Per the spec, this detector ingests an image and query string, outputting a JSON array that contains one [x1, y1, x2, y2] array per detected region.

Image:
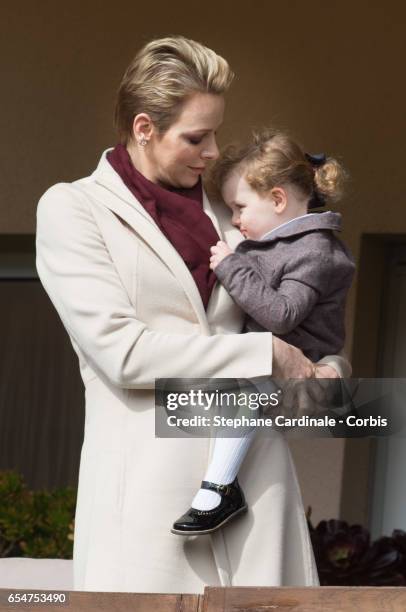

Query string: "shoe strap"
[[201, 480, 235, 497]]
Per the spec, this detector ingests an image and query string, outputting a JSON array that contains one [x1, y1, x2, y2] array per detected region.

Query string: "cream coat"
[[36, 150, 348, 593]]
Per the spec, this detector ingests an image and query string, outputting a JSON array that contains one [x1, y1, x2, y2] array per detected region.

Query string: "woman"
[[36, 36, 349, 593]]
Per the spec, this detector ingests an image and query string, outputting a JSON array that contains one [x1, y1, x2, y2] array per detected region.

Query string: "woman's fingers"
[[281, 379, 344, 418], [272, 338, 348, 418], [304, 379, 326, 405], [277, 367, 337, 417], [314, 364, 340, 379], [296, 385, 315, 417], [278, 381, 295, 414], [279, 380, 314, 417], [272, 337, 314, 379]]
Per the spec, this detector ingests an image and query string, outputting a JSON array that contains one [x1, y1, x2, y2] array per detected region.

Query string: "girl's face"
[[145, 92, 225, 188], [222, 171, 279, 240]]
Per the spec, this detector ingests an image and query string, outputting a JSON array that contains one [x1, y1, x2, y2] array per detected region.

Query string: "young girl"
[[171, 129, 355, 535]]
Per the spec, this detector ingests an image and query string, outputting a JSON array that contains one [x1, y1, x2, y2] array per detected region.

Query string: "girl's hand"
[[210, 240, 234, 270]]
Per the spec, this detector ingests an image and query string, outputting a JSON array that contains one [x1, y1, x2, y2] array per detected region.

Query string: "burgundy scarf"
[[107, 144, 219, 309]]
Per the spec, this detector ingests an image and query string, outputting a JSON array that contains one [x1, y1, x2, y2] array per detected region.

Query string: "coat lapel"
[[202, 189, 222, 237], [204, 196, 246, 323], [91, 150, 210, 331]]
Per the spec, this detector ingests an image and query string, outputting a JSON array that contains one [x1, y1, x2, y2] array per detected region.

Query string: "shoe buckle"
[[218, 484, 230, 496]]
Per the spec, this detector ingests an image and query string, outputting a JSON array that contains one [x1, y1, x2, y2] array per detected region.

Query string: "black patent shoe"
[[171, 477, 248, 536]]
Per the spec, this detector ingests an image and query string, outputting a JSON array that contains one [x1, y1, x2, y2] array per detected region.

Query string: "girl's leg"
[[191, 428, 257, 510]]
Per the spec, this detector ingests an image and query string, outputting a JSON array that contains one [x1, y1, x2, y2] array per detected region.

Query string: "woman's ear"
[[271, 187, 288, 214], [132, 113, 154, 146]]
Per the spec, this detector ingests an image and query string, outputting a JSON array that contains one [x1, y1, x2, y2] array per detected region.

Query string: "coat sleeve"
[[214, 249, 332, 335], [36, 184, 274, 389]]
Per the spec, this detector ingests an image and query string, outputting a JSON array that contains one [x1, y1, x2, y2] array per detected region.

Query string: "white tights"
[[191, 429, 256, 510]]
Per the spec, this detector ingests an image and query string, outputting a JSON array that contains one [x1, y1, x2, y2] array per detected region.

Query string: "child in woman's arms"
[[171, 129, 355, 536], [209, 134, 354, 362]]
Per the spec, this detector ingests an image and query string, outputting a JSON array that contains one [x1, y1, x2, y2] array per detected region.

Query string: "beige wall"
[[1, 0, 405, 525]]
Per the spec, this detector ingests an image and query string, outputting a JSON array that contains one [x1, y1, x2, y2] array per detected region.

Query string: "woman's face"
[[146, 92, 225, 188]]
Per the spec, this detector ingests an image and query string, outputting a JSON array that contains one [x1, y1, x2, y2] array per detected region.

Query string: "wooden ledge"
[[1, 586, 406, 611], [203, 587, 406, 611], [0, 591, 200, 611]]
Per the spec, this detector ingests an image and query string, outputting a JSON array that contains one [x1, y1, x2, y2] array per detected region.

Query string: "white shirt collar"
[[260, 213, 321, 241]]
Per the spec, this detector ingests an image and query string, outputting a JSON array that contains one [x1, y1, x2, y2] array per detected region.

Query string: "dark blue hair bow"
[[305, 152, 327, 208], [305, 152, 327, 166]]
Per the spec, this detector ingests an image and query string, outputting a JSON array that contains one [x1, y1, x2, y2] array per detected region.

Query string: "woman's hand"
[[210, 240, 233, 270], [271, 336, 315, 380], [314, 364, 340, 379], [272, 337, 341, 417]]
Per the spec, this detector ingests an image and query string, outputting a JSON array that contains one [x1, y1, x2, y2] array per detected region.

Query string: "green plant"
[[0, 470, 75, 559]]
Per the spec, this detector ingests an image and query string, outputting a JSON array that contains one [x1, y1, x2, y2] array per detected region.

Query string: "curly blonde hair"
[[210, 129, 347, 205]]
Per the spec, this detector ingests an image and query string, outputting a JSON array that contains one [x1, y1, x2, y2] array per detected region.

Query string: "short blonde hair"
[[211, 129, 347, 205], [114, 36, 234, 144]]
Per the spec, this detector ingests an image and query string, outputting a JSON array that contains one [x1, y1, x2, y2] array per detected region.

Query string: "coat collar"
[[92, 149, 223, 233], [92, 149, 158, 225], [89, 149, 239, 329], [241, 211, 342, 249]]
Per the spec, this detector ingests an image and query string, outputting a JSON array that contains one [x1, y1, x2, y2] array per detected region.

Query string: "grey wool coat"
[[215, 212, 355, 362]]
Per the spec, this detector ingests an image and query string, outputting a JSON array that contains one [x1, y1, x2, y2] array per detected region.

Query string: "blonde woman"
[[36, 36, 349, 593]]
